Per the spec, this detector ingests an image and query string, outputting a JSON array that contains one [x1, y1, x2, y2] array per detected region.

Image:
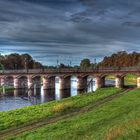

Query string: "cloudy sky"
[[0, 0, 140, 65]]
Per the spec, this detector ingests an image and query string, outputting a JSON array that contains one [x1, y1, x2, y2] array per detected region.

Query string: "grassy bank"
[[0, 87, 121, 132], [8, 89, 140, 140]]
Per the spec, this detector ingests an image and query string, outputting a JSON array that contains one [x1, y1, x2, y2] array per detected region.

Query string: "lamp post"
[[70, 61, 72, 67], [57, 59, 59, 68], [94, 58, 97, 69], [24, 58, 28, 71]]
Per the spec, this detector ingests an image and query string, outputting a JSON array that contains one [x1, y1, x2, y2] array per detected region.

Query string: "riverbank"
[[6, 88, 140, 140], [0, 88, 122, 137]]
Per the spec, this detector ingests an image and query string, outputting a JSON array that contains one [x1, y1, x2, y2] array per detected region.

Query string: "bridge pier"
[[137, 76, 140, 88], [77, 76, 87, 93], [115, 76, 124, 88], [43, 76, 55, 90], [0, 77, 5, 86], [95, 76, 104, 89], [28, 76, 33, 89], [101, 77, 105, 87], [14, 77, 19, 89], [59, 76, 71, 90], [14, 89, 19, 97]]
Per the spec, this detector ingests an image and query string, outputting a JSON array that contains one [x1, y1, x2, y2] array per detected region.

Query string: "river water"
[[0, 77, 115, 112]]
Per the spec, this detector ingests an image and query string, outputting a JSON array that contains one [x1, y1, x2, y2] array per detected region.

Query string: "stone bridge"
[[0, 68, 140, 92]]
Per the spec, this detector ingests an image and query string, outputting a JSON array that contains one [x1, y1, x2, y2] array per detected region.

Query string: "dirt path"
[[0, 89, 131, 140]]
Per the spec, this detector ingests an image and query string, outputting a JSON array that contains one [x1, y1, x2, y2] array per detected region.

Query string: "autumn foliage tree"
[[98, 51, 140, 67], [0, 53, 43, 70]]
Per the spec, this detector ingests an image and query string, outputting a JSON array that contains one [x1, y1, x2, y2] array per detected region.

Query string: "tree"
[[58, 63, 70, 68], [80, 59, 91, 69], [59, 63, 66, 68], [98, 51, 140, 67], [0, 53, 43, 70]]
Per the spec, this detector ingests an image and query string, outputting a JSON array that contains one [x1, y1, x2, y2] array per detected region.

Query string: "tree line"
[[0, 53, 43, 70], [98, 51, 140, 67], [1, 51, 140, 70], [79, 51, 140, 69]]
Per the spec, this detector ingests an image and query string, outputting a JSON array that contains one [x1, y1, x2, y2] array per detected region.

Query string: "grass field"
[[0, 87, 121, 132], [7, 89, 140, 140]]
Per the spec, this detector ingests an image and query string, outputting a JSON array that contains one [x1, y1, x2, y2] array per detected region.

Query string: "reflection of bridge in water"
[[0, 68, 140, 94]]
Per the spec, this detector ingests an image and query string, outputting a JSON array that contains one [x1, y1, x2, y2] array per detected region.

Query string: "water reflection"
[[87, 76, 97, 92], [105, 80, 115, 86], [0, 76, 80, 111], [40, 89, 55, 103], [0, 90, 32, 112], [71, 76, 77, 96], [55, 76, 78, 100], [0, 78, 115, 112], [59, 89, 71, 99]]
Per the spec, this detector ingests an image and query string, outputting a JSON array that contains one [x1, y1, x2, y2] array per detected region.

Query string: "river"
[[0, 77, 115, 112]]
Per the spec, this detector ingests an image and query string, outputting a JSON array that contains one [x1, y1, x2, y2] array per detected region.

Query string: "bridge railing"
[[0, 66, 140, 74]]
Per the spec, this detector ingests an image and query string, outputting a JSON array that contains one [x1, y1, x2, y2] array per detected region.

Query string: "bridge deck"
[[0, 68, 139, 75]]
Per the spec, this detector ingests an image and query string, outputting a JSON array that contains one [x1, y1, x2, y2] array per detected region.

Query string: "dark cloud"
[[0, 0, 140, 65], [122, 21, 140, 27]]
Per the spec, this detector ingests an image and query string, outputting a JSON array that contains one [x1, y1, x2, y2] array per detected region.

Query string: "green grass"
[[124, 74, 137, 78], [124, 74, 137, 87], [0, 87, 121, 132], [7, 89, 140, 140]]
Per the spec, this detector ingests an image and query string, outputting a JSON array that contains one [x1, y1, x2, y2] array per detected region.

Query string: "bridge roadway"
[[0, 68, 140, 92]]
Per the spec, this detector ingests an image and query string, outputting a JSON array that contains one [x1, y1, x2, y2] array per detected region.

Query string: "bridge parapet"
[[0, 67, 140, 75]]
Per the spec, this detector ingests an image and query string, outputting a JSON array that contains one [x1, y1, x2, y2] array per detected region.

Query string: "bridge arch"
[[101, 74, 116, 87], [120, 73, 139, 78], [4, 76, 14, 87], [18, 75, 28, 88], [31, 75, 41, 79], [42, 76, 55, 90], [16, 75, 28, 79], [32, 75, 42, 88], [122, 73, 137, 88], [62, 74, 72, 79], [0, 68, 140, 90]]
